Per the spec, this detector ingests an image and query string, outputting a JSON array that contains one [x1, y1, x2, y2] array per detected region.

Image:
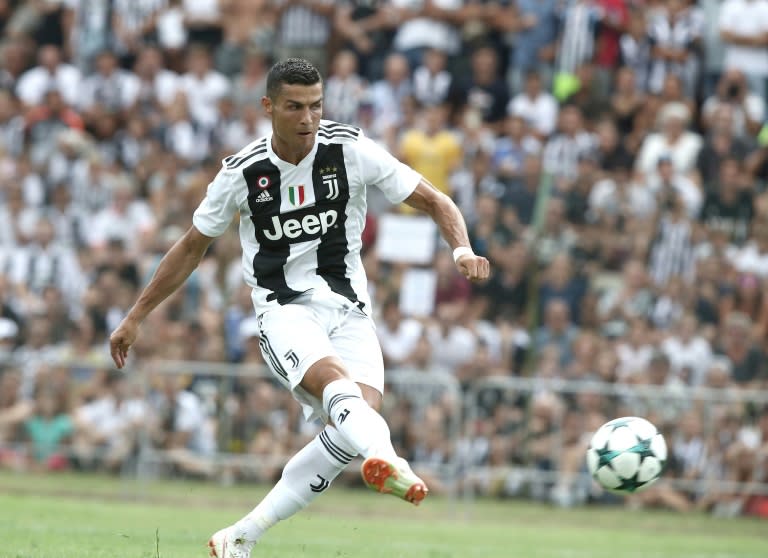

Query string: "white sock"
[[322, 379, 397, 459], [230, 425, 356, 543]]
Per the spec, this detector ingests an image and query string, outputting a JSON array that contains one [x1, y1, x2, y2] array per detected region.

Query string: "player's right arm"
[[109, 226, 214, 368], [110, 166, 242, 369]]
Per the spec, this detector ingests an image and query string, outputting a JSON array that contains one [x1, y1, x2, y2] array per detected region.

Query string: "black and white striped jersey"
[[193, 120, 422, 315]]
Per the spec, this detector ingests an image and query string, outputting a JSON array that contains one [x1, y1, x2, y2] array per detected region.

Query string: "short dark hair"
[[525, 69, 542, 81], [266, 58, 322, 100]]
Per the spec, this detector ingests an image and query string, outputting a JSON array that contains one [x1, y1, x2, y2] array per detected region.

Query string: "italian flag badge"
[[288, 185, 305, 207]]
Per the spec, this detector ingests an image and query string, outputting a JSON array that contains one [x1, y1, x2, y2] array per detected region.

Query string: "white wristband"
[[453, 246, 474, 263]]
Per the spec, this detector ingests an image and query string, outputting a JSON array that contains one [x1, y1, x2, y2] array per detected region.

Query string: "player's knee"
[[321, 378, 364, 423], [300, 356, 349, 398], [358, 383, 382, 412]]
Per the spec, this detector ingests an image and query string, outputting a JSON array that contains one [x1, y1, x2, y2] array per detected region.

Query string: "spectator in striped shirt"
[[112, 0, 166, 68], [647, 0, 703, 96], [273, 0, 335, 75], [323, 50, 367, 127], [542, 105, 596, 185]]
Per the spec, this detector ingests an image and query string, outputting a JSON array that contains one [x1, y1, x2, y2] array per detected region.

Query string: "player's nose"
[[299, 106, 314, 126]]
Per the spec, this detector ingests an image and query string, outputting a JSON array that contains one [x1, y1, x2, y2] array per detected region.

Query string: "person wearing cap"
[[635, 101, 703, 177]]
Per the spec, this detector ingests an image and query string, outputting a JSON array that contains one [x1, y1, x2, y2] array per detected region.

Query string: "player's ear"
[[261, 95, 272, 117]]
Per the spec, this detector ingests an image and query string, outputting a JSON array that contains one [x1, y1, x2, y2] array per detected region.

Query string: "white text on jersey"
[[262, 209, 338, 241]]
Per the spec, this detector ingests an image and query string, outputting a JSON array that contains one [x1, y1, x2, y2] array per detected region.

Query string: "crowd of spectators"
[[0, 0, 767, 516]]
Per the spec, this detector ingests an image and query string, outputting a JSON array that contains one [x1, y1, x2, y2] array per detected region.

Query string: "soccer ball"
[[586, 416, 667, 494]]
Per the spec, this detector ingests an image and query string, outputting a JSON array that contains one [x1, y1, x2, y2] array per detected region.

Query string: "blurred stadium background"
[[1, 1, 768, 548]]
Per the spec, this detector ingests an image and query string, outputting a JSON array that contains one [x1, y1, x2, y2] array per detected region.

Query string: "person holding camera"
[[702, 69, 765, 139]]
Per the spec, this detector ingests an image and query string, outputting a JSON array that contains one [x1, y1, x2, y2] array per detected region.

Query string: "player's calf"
[[322, 378, 397, 458], [321, 378, 429, 504]]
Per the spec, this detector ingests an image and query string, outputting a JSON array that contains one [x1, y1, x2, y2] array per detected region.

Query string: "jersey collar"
[[266, 131, 319, 171]]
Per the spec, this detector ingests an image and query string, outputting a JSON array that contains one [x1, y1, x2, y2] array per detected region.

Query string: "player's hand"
[[456, 254, 490, 282], [109, 317, 140, 369]]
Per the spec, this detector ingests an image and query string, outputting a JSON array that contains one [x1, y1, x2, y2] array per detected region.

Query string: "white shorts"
[[257, 293, 384, 422]]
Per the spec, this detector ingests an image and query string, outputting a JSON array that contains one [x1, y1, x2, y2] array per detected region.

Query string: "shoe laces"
[[228, 537, 254, 558]]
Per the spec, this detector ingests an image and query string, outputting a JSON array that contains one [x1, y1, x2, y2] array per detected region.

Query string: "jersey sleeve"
[[355, 134, 422, 204], [192, 167, 243, 237]]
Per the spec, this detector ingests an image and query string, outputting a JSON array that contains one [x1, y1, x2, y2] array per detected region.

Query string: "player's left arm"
[[403, 179, 490, 282]]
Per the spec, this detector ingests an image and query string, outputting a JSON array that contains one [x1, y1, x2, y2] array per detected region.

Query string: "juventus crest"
[[320, 166, 339, 200]]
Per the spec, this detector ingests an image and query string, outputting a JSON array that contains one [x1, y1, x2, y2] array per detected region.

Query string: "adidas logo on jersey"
[[254, 190, 273, 203]]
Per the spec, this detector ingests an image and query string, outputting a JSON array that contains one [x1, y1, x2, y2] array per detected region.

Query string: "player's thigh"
[[331, 313, 385, 398], [258, 305, 339, 391]]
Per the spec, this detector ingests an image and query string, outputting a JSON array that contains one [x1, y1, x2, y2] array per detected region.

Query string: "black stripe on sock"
[[319, 431, 351, 464], [321, 430, 355, 461], [326, 393, 360, 413]]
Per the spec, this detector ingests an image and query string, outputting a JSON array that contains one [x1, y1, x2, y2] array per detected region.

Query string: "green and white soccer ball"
[[586, 416, 667, 493]]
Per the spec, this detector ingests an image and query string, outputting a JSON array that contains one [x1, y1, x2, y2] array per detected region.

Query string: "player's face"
[[263, 82, 323, 161]]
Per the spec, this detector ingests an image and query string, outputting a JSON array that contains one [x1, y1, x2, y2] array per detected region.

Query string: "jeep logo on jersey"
[[262, 209, 338, 242], [288, 184, 305, 206]]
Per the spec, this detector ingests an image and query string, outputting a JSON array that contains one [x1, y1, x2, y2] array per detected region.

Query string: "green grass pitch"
[[0, 471, 765, 558]]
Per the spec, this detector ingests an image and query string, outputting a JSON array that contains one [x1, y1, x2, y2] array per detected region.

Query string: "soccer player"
[[109, 58, 489, 558]]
